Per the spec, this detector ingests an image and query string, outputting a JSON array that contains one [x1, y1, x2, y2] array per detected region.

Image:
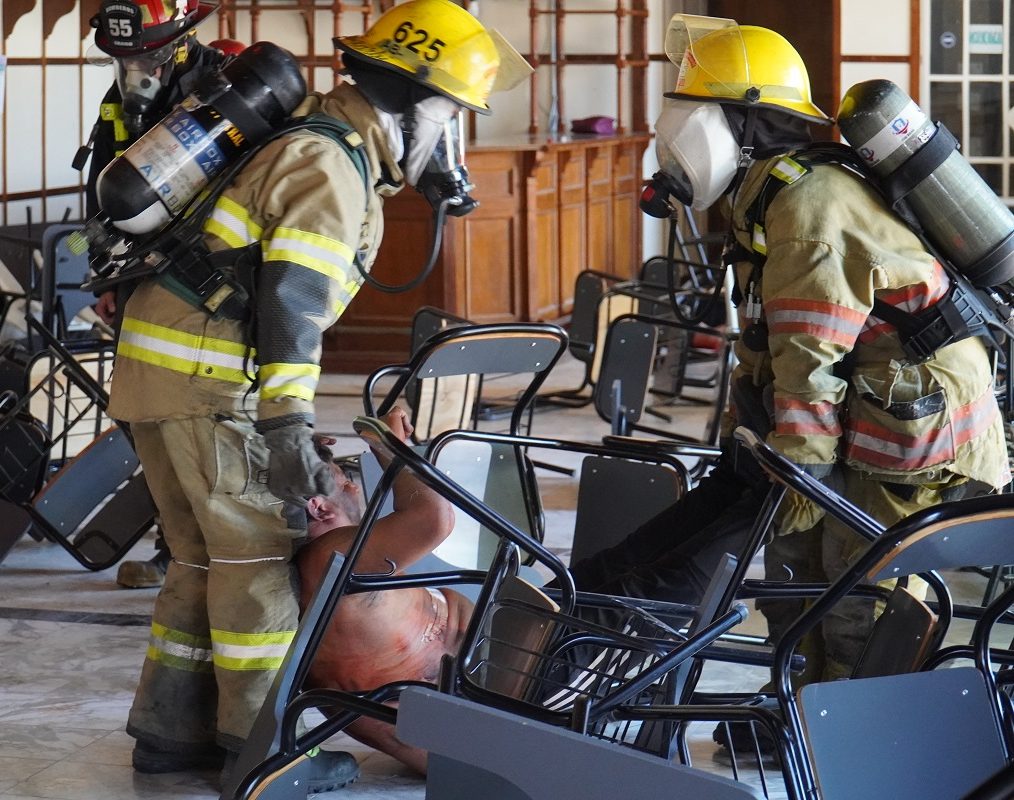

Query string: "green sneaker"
[[222, 747, 359, 796]]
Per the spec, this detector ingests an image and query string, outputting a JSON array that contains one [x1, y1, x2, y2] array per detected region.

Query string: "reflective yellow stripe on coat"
[[118, 317, 252, 383], [204, 195, 264, 249], [258, 362, 321, 402], [262, 226, 363, 315]]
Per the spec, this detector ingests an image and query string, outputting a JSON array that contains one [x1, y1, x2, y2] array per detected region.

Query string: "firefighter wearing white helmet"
[[568, 15, 1008, 691], [108, 0, 530, 788]]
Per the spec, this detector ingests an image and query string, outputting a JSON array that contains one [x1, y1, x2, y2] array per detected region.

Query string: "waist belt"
[[158, 241, 260, 322]]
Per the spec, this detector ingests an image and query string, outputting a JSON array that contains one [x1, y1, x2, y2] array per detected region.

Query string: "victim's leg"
[[568, 468, 765, 606]]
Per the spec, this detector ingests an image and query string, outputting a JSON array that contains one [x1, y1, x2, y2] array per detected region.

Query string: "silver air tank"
[[96, 41, 306, 236], [837, 79, 1014, 288]]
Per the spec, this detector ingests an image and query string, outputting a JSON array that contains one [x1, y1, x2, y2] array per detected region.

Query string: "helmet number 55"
[[388, 20, 444, 62], [107, 17, 134, 37]]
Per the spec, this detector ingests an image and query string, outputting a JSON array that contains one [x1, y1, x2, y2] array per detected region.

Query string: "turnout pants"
[[126, 416, 303, 754], [566, 464, 766, 607], [758, 467, 959, 683]]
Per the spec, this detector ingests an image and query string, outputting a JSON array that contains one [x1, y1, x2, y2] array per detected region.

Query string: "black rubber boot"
[[132, 741, 226, 774]]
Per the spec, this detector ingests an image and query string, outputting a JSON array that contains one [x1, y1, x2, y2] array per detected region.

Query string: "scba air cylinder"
[[837, 79, 1014, 288], [96, 41, 306, 235]]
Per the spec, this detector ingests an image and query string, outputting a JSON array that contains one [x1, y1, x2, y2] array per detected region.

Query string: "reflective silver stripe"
[[212, 641, 291, 661]]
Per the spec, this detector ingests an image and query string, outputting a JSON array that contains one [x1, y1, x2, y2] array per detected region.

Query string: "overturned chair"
[[0, 318, 156, 568], [223, 414, 757, 800], [619, 427, 1014, 800]]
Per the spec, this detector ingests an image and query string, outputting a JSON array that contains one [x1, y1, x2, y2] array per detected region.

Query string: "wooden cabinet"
[[322, 132, 650, 373]]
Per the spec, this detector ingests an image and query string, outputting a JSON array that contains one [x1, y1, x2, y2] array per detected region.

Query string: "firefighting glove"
[[776, 489, 826, 535], [259, 423, 336, 505], [774, 464, 844, 536]]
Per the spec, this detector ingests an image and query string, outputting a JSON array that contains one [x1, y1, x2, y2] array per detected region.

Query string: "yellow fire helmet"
[[335, 0, 531, 115], [663, 14, 830, 124]]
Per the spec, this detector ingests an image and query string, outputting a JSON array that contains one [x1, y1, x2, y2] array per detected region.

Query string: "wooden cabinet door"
[[529, 154, 561, 321]]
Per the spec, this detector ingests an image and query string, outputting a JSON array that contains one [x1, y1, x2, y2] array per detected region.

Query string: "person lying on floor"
[[298, 408, 725, 773], [297, 406, 464, 775]]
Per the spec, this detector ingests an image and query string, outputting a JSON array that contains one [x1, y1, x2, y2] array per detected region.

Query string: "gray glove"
[[260, 424, 336, 504]]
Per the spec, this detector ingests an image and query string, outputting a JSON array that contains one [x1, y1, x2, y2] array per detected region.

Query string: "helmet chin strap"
[[398, 104, 419, 183], [728, 94, 760, 200]]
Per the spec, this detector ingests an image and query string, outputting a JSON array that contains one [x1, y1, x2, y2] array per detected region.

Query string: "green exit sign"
[[968, 24, 1003, 54]]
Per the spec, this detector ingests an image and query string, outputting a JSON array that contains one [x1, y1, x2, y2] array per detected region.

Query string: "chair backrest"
[[397, 686, 766, 800], [798, 667, 1007, 800], [589, 289, 637, 385], [32, 426, 139, 532], [592, 315, 656, 435], [851, 585, 939, 679], [407, 306, 478, 442], [366, 322, 569, 438], [39, 223, 93, 340], [568, 270, 624, 369], [29, 425, 157, 569], [863, 497, 1014, 582], [480, 574, 561, 699], [357, 438, 544, 603], [570, 454, 684, 564]]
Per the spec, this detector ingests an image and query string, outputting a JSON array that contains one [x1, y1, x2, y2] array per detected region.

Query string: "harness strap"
[[156, 114, 372, 320], [880, 123, 958, 207], [738, 144, 982, 364]]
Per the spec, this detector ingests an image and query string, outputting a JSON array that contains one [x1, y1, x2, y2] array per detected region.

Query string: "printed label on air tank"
[[853, 99, 930, 166], [123, 105, 229, 216]]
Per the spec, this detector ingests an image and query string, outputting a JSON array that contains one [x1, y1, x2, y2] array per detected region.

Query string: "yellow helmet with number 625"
[[335, 0, 528, 114]]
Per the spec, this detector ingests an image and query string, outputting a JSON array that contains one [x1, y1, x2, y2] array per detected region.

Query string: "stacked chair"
[[231, 262, 1014, 797], [0, 222, 157, 568], [226, 413, 756, 800]]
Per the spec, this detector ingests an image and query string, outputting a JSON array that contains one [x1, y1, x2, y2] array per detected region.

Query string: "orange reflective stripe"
[[845, 391, 999, 471], [775, 396, 841, 437], [766, 298, 866, 347], [952, 390, 1002, 448], [859, 263, 952, 345]]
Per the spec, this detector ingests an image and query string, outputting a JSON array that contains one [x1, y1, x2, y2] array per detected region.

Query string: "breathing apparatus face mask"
[[112, 43, 179, 137], [651, 98, 741, 211], [401, 96, 477, 217]]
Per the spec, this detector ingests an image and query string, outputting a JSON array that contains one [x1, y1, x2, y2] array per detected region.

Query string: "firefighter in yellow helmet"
[[567, 14, 1008, 699], [107, 0, 529, 791]]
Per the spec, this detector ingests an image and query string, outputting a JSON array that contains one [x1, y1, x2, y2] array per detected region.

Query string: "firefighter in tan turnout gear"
[[105, 0, 530, 790], [80, 0, 231, 591], [567, 14, 1009, 689]]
